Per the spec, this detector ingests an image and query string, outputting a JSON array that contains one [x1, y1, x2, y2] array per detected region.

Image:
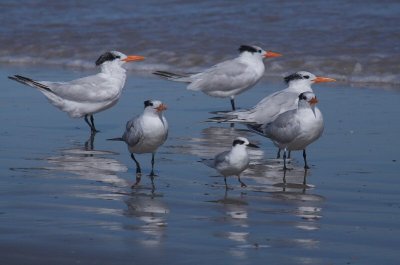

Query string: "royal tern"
[[208, 71, 334, 157], [153, 45, 281, 110], [248, 92, 323, 170], [108, 100, 168, 189], [201, 137, 259, 189], [8, 51, 145, 133]]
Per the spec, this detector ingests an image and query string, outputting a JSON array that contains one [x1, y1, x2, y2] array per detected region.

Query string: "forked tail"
[[8, 75, 53, 93], [153, 70, 191, 83]]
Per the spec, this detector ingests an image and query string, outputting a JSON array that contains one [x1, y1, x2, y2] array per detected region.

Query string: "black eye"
[[304, 75, 309, 79], [258, 50, 262, 53], [115, 55, 121, 59]]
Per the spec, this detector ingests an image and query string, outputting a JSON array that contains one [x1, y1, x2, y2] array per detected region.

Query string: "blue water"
[[1, 63, 400, 264], [1, 0, 399, 86]]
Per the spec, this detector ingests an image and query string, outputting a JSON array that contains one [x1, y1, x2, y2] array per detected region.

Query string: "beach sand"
[[1, 64, 399, 265]]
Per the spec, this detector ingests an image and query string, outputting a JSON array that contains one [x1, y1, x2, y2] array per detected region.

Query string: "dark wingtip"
[[106, 137, 124, 141]]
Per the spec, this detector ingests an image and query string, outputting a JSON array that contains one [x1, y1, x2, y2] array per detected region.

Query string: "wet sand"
[[1, 65, 399, 265]]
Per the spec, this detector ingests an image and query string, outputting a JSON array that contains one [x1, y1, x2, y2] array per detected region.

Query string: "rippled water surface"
[[1, 64, 399, 264], [0, 0, 400, 86]]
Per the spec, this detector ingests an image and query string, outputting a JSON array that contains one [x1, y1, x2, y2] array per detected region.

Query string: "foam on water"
[[0, 0, 399, 87]]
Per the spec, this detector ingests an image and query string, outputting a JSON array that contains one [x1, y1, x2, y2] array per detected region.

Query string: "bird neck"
[[100, 61, 126, 77], [231, 145, 247, 155], [288, 81, 313, 93], [239, 52, 262, 63]]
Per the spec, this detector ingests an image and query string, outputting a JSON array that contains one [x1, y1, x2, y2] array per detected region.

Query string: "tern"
[[108, 100, 168, 189], [8, 51, 145, 134], [201, 137, 259, 189], [153, 45, 281, 110], [208, 71, 335, 157], [248, 92, 323, 170]]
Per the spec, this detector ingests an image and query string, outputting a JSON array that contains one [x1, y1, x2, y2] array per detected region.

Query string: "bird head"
[[95, 51, 145, 67], [238, 45, 281, 60]]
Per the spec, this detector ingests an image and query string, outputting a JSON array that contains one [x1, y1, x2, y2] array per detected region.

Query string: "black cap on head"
[[238, 45, 258, 54], [144, 100, 153, 108], [298, 92, 307, 100], [284, 73, 304, 84], [95, 52, 120, 66], [232, 139, 245, 146]]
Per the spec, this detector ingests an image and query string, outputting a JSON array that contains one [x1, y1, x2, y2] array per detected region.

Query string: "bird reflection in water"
[[44, 132, 128, 188], [124, 191, 169, 247]]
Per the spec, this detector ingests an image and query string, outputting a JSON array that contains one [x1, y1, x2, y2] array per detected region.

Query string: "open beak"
[[122, 55, 145, 62], [264, 51, 282, 58], [247, 143, 260, 148], [313, 76, 336, 83], [308, 97, 319, 105], [156, 103, 167, 112]]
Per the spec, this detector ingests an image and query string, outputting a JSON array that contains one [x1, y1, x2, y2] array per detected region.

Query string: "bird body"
[[9, 51, 145, 133], [123, 103, 168, 154], [209, 71, 335, 125], [109, 100, 168, 189], [154, 45, 281, 110], [202, 137, 259, 189], [250, 92, 323, 169]]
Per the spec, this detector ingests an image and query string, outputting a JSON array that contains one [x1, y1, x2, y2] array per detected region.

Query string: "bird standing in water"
[[8, 51, 145, 134]]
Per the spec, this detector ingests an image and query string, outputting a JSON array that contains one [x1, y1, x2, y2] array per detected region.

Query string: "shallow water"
[[1, 65, 399, 264], [1, 0, 400, 86]]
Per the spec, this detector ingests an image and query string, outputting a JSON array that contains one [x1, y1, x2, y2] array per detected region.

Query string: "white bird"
[[208, 71, 335, 158], [153, 45, 281, 110], [8, 51, 145, 134], [201, 137, 259, 189], [248, 92, 324, 170], [108, 100, 168, 189]]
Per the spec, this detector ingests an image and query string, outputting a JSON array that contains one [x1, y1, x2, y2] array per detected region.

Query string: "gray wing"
[[187, 59, 259, 92], [263, 109, 301, 144], [122, 116, 144, 146], [214, 150, 230, 166], [40, 73, 121, 102], [241, 90, 299, 123]]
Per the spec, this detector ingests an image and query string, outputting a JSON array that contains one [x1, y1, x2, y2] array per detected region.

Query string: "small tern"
[[153, 45, 281, 110], [108, 100, 168, 189], [8, 51, 145, 134], [201, 137, 259, 189], [248, 92, 324, 170]]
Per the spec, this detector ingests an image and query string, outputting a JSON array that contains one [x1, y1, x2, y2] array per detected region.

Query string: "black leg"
[[283, 149, 288, 170], [84, 114, 99, 134], [84, 114, 92, 131], [303, 149, 310, 169], [276, 148, 281, 159], [224, 176, 228, 190], [130, 153, 142, 188], [237, 175, 247, 188], [149, 153, 157, 177], [230, 98, 236, 111], [90, 115, 99, 133]]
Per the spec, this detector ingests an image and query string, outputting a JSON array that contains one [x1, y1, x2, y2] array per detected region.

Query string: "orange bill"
[[264, 51, 282, 58], [156, 103, 167, 112], [314, 76, 336, 83], [122, 55, 145, 62], [308, 97, 319, 105]]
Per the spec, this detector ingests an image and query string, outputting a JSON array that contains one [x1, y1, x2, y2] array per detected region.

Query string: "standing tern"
[[208, 71, 335, 157], [108, 100, 168, 189], [201, 137, 259, 189], [153, 45, 281, 110], [248, 92, 323, 170], [8, 51, 145, 134]]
